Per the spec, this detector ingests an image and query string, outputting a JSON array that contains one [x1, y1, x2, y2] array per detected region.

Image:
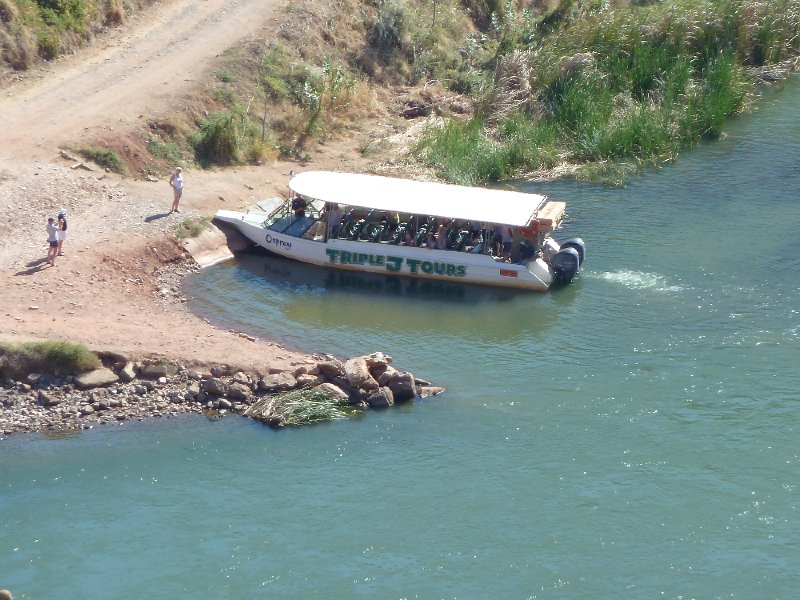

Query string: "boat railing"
[[262, 199, 549, 264]]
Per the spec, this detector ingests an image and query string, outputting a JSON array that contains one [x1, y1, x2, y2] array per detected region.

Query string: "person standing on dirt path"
[[56, 208, 68, 256], [169, 167, 184, 213], [46, 217, 59, 266]]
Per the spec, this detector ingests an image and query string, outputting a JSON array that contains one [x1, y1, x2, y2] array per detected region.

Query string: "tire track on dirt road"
[[0, 0, 280, 161]]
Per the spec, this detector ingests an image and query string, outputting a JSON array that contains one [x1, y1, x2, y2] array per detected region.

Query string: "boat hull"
[[214, 210, 555, 291]]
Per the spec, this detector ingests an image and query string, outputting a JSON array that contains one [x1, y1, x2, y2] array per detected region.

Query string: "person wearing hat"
[[56, 208, 68, 256], [46, 216, 59, 266], [169, 167, 184, 213]]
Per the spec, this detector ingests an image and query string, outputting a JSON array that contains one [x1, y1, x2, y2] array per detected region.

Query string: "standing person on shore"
[[56, 208, 68, 256], [46, 217, 59, 266], [169, 167, 183, 213]]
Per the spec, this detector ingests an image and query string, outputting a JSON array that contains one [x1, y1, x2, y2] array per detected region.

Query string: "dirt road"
[[0, 0, 282, 160]]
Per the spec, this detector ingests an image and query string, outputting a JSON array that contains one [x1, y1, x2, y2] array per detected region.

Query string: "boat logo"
[[325, 249, 466, 278], [264, 233, 292, 250]]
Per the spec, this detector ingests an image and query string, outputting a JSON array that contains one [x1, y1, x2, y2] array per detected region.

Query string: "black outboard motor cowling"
[[559, 237, 586, 266], [552, 247, 581, 285]]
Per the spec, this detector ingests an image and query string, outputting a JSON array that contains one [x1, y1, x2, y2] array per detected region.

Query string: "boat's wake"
[[593, 269, 687, 293]]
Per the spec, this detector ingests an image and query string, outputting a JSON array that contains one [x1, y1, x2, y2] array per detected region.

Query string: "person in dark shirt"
[[57, 208, 68, 256]]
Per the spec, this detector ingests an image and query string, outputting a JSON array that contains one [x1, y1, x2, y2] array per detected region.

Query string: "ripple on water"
[[592, 269, 689, 293]]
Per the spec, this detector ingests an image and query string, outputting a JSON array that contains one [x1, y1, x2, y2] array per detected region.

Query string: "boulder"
[[316, 382, 350, 402], [364, 352, 392, 368], [366, 386, 394, 408], [38, 390, 61, 407], [96, 350, 129, 370], [232, 371, 250, 385], [118, 362, 137, 382], [376, 366, 399, 386], [218, 398, 233, 410], [325, 376, 355, 396], [316, 360, 344, 377], [186, 382, 201, 397], [360, 376, 380, 392], [75, 368, 119, 389], [344, 358, 371, 387], [257, 372, 298, 393], [418, 386, 446, 398], [388, 372, 416, 402], [296, 373, 323, 387], [139, 364, 171, 379], [227, 382, 251, 401], [202, 378, 229, 396]]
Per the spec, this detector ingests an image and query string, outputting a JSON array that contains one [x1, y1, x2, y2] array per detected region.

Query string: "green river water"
[[2, 79, 799, 598]]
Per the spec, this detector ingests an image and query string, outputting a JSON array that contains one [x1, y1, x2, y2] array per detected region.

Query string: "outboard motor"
[[559, 237, 586, 266], [552, 247, 581, 285]]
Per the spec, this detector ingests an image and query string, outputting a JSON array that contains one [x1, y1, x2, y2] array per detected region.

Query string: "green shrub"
[[368, 0, 407, 57], [175, 216, 211, 240], [147, 138, 183, 165], [215, 68, 234, 83], [0, 340, 100, 376], [78, 146, 126, 173], [191, 110, 248, 166]]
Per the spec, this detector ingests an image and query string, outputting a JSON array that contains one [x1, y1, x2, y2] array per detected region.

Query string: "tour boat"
[[214, 171, 585, 291]]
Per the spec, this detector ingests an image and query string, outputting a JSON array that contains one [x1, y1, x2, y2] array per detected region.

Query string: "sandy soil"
[[0, 0, 380, 371]]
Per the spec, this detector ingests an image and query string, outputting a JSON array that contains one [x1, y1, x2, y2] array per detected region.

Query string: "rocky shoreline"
[[0, 349, 445, 437]]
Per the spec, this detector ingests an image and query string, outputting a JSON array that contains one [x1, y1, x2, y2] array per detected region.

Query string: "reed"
[[417, 0, 800, 183], [243, 387, 356, 428]]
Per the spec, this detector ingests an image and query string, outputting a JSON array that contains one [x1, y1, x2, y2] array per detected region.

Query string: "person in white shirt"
[[169, 167, 184, 213], [46, 217, 59, 266]]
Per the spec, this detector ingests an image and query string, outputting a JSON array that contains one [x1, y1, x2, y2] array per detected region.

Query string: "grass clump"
[[244, 387, 356, 428], [147, 137, 183, 165], [0, 340, 100, 376], [175, 216, 211, 240], [77, 146, 126, 173]]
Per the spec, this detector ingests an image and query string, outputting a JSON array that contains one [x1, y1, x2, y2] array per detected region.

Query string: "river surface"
[[3, 80, 800, 598]]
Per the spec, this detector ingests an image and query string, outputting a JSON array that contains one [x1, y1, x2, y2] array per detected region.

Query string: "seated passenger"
[[387, 211, 400, 234], [291, 196, 307, 219], [500, 225, 513, 261], [519, 241, 536, 262], [436, 223, 448, 250], [323, 202, 342, 239]]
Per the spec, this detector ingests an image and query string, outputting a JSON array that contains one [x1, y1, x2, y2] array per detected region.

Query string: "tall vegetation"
[[0, 0, 155, 69], [416, 0, 800, 183]]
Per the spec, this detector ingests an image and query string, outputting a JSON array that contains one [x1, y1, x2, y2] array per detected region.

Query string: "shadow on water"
[[242, 251, 529, 304], [185, 251, 582, 352]]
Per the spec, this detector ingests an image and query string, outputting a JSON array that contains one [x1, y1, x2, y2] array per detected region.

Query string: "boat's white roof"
[[289, 171, 551, 227]]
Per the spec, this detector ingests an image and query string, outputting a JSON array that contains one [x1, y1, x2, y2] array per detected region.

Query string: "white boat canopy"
[[289, 171, 551, 227]]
